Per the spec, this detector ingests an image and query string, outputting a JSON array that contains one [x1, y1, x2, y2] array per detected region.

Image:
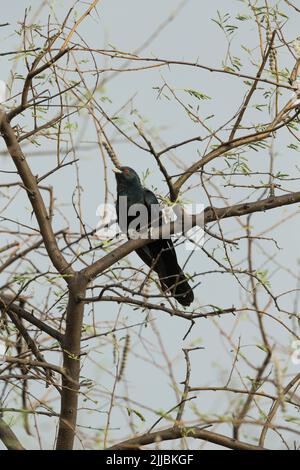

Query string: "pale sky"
[[0, 0, 300, 449]]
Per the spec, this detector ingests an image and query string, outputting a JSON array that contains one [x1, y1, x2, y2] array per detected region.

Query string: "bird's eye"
[[124, 168, 129, 174]]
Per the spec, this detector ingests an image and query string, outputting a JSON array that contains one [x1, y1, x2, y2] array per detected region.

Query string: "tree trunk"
[[56, 275, 87, 450]]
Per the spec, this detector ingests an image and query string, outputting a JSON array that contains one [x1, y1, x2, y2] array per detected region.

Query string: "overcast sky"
[[1, 0, 300, 449]]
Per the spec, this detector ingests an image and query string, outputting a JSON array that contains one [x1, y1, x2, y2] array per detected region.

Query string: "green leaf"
[[184, 89, 211, 101], [126, 408, 145, 422]]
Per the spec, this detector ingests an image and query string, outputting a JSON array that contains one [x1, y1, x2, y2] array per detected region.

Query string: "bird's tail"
[[159, 269, 194, 307]]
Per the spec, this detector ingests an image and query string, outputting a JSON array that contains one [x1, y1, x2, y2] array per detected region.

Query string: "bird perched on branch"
[[113, 166, 194, 306]]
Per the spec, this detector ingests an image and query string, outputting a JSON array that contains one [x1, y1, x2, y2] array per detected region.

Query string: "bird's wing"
[[133, 187, 160, 268], [143, 187, 158, 204], [143, 187, 176, 253], [143, 187, 160, 226], [138, 188, 194, 306], [137, 187, 177, 264]]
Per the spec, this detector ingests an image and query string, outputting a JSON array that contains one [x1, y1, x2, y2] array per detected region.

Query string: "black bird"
[[113, 166, 194, 306]]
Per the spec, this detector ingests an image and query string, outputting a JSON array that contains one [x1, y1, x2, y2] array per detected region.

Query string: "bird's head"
[[113, 166, 141, 187]]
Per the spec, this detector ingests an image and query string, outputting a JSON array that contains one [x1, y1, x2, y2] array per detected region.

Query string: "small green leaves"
[[184, 89, 211, 101], [248, 140, 269, 152], [287, 143, 299, 151], [256, 269, 271, 287], [212, 11, 238, 35], [225, 154, 250, 175], [126, 408, 145, 422], [275, 172, 289, 179], [236, 14, 251, 21], [100, 96, 112, 104], [256, 344, 269, 353], [142, 168, 151, 185]]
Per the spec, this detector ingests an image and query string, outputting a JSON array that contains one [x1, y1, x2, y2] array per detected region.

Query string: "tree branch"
[[82, 189, 300, 281], [173, 109, 299, 197], [0, 111, 74, 280], [0, 295, 63, 343], [55, 275, 87, 450], [108, 426, 266, 451], [0, 417, 25, 450]]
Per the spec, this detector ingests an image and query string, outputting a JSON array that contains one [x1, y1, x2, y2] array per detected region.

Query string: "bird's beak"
[[112, 167, 122, 174]]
